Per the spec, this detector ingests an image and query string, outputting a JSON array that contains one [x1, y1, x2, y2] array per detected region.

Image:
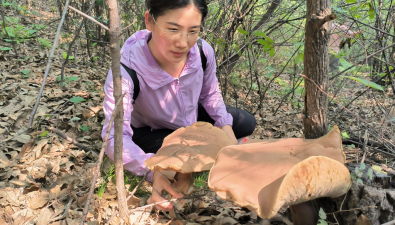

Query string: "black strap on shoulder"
[[120, 62, 140, 104], [197, 39, 207, 71]]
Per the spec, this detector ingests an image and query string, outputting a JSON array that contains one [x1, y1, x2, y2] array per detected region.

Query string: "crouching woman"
[[102, 0, 256, 210]]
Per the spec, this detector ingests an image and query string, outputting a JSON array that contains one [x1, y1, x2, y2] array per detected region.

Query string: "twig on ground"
[[79, 93, 126, 225], [68, 5, 109, 31], [360, 129, 369, 163], [128, 194, 206, 213], [326, 206, 377, 215], [50, 198, 73, 222], [105, 171, 150, 225], [128, 171, 150, 201], [339, 183, 352, 213], [105, 209, 117, 225], [47, 127, 93, 152], [28, 0, 72, 128]]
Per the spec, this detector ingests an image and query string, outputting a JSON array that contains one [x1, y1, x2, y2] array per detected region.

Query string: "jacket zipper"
[[175, 78, 187, 125]]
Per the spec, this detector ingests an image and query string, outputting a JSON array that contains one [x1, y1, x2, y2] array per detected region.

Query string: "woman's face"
[[145, 5, 202, 64]]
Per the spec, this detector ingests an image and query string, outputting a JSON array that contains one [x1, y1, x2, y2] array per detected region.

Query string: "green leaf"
[[80, 125, 89, 131], [343, 76, 384, 91], [345, 0, 356, 3], [20, 69, 30, 75], [367, 168, 373, 180], [69, 96, 86, 104], [269, 48, 275, 57], [341, 132, 350, 138], [350, 173, 357, 181], [357, 178, 363, 185], [69, 117, 81, 122], [41, 131, 49, 137], [1, 47, 12, 51], [360, 162, 366, 170], [66, 76, 79, 82], [339, 58, 354, 70], [253, 31, 267, 38], [62, 52, 75, 60], [27, 29, 37, 34], [91, 42, 97, 47], [318, 219, 328, 225], [319, 208, 327, 220], [237, 28, 248, 36], [257, 39, 268, 46], [266, 37, 274, 44], [96, 0, 103, 6], [265, 71, 274, 78]]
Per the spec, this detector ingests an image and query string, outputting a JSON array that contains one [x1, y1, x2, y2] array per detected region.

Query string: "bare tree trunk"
[[303, 0, 335, 139], [107, 0, 128, 218]]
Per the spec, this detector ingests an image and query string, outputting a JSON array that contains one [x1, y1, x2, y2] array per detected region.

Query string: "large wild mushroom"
[[145, 122, 234, 195], [208, 126, 351, 225]]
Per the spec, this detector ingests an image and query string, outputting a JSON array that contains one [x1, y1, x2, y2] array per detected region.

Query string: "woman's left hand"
[[221, 125, 238, 145]]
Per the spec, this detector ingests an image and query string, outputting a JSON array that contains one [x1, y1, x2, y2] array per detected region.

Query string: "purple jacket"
[[101, 30, 232, 180]]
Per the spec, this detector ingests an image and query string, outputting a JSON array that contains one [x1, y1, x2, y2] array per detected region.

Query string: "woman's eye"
[[168, 29, 178, 33], [190, 31, 198, 34]]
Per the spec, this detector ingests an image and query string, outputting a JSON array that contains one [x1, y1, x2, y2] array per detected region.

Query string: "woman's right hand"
[[147, 172, 184, 211]]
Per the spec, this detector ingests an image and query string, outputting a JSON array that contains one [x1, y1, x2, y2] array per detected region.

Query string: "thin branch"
[[327, 206, 377, 215], [128, 194, 206, 213], [61, 0, 96, 88], [108, 0, 127, 218], [50, 198, 73, 222], [105, 165, 150, 225], [47, 127, 94, 152], [79, 93, 126, 225], [68, 5, 109, 31], [360, 129, 369, 163], [330, 43, 395, 80], [28, 0, 71, 128], [128, 171, 149, 200]]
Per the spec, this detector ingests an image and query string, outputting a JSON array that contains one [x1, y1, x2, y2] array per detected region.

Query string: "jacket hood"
[[120, 30, 201, 90]]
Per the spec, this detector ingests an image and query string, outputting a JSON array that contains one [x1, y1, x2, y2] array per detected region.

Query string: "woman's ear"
[[145, 11, 154, 31]]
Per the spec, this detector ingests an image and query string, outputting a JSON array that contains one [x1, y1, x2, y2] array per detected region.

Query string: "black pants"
[[132, 104, 256, 154]]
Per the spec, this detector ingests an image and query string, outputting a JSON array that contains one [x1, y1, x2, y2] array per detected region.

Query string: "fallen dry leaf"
[[355, 214, 372, 225], [36, 207, 52, 225], [28, 196, 48, 209]]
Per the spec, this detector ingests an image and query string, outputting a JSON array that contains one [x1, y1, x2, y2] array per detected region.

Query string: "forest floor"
[[1, 2, 395, 225]]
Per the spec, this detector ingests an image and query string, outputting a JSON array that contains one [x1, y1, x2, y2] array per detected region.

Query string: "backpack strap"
[[120, 62, 140, 104], [197, 39, 207, 71]]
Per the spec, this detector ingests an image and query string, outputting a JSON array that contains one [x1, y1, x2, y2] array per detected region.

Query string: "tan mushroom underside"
[[208, 126, 351, 219], [145, 122, 234, 173]]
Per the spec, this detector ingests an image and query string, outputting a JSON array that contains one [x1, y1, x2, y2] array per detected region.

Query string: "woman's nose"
[[174, 35, 188, 48]]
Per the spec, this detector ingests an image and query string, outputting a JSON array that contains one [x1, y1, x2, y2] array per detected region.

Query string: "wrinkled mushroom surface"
[[208, 126, 351, 219], [145, 122, 234, 173]]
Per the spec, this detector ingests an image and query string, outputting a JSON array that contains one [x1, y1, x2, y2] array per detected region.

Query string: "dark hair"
[[146, 0, 208, 22]]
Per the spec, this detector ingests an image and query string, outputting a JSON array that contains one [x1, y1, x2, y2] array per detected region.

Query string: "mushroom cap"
[[208, 126, 351, 219], [145, 122, 234, 173]]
